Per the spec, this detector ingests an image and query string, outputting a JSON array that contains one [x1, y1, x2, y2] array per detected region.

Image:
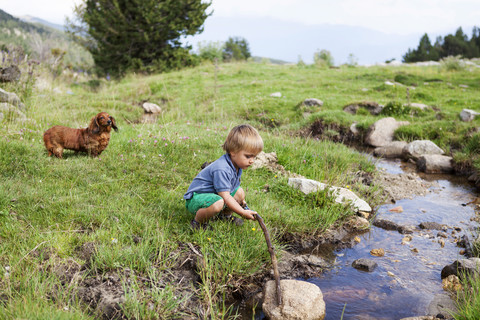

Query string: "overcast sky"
[[2, 0, 480, 64], [1, 0, 479, 35]]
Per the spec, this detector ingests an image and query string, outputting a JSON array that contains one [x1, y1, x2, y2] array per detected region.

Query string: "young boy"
[[184, 124, 263, 230]]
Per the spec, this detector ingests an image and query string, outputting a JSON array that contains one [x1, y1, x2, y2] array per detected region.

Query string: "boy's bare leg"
[[222, 187, 246, 216], [195, 199, 224, 223]]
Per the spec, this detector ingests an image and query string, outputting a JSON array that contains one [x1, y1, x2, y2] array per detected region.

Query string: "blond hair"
[[222, 124, 263, 154]]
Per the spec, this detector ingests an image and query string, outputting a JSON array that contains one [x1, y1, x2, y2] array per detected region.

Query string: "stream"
[[312, 157, 479, 319], [246, 156, 480, 319]]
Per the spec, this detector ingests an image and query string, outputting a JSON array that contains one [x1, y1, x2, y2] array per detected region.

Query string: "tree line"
[[403, 27, 480, 62]]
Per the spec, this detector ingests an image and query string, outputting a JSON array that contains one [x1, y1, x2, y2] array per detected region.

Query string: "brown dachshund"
[[43, 112, 118, 158]]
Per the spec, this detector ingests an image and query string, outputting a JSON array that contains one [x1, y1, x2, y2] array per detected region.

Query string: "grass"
[[454, 274, 480, 320], [1, 60, 480, 318]]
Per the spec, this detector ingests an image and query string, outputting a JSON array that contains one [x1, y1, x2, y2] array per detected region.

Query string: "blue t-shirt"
[[183, 154, 242, 200]]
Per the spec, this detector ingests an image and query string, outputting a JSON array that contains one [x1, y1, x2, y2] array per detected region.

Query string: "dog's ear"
[[88, 115, 100, 134], [110, 116, 118, 132]]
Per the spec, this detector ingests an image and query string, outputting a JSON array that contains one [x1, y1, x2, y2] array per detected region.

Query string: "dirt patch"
[[251, 151, 303, 178], [41, 242, 203, 319], [374, 170, 439, 203], [299, 119, 362, 144]]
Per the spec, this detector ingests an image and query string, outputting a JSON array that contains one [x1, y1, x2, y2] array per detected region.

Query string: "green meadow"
[[1, 61, 480, 319]]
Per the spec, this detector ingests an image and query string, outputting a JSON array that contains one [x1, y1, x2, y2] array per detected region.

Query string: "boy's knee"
[[235, 187, 245, 202], [211, 199, 225, 213], [235, 188, 245, 199]]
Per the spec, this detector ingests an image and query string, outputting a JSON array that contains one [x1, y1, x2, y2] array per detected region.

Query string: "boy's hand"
[[242, 210, 257, 220]]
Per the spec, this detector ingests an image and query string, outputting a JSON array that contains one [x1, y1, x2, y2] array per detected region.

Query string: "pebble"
[[370, 248, 385, 257]]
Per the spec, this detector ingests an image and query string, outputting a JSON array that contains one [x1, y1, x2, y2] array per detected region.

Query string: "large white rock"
[[417, 155, 453, 173], [142, 102, 162, 114], [460, 109, 480, 122], [0, 88, 25, 111], [365, 117, 409, 147], [288, 178, 371, 212], [402, 140, 444, 160], [263, 279, 325, 320]]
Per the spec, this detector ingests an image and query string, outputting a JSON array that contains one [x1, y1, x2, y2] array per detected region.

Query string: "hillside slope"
[[0, 9, 93, 69]]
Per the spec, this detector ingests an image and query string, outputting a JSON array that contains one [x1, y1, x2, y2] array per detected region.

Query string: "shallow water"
[[312, 157, 479, 319], [241, 157, 479, 319]]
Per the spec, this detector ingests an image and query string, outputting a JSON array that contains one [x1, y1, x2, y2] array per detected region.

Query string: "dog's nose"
[[107, 120, 112, 124]]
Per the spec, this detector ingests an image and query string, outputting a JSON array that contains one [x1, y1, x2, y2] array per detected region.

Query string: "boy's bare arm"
[[217, 191, 256, 220]]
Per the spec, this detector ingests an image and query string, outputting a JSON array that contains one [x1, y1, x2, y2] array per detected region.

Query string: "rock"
[[373, 141, 408, 158], [419, 222, 444, 230], [288, 178, 371, 212], [343, 101, 383, 115], [401, 235, 413, 244], [349, 122, 360, 136], [0, 65, 21, 82], [346, 216, 370, 230], [352, 258, 378, 272], [302, 98, 323, 107], [459, 109, 480, 122], [0, 88, 25, 111], [417, 155, 453, 173], [373, 218, 414, 234], [427, 292, 457, 319], [441, 258, 480, 280], [402, 140, 444, 161], [270, 92, 282, 97], [370, 248, 385, 257], [142, 102, 162, 114], [365, 117, 409, 147], [442, 274, 462, 292], [0, 103, 27, 121], [399, 317, 437, 320], [389, 206, 404, 213], [292, 255, 331, 269], [263, 279, 326, 320]]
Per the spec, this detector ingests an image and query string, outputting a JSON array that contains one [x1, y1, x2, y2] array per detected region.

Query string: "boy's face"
[[230, 150, 258, 170]]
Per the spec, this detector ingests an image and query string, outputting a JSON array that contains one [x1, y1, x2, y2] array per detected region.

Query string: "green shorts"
[[185, 187, 239, 215]]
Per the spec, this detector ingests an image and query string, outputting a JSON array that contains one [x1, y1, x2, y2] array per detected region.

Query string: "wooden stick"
[[255, 213, 282, 306]]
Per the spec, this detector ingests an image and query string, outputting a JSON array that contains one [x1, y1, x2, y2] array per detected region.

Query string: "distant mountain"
[[19, 15, 64, 31], [187, 16, 423, 65]]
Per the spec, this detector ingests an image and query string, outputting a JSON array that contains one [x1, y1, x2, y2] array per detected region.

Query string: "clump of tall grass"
[[440, 55, 466, 71], [454, 274, 480, 320]]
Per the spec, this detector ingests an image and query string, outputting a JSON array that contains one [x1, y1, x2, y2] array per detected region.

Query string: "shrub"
[[380, 101, 412, 117], [314, 49, 334, 68], [440, 55, 466, 71], [197, 41, 224, 62]]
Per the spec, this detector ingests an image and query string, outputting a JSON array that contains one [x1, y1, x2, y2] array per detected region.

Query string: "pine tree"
[[222, 37, 251, 62], [66, 0, 211, 76]]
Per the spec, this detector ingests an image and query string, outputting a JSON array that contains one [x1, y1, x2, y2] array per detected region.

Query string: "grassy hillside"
[[0, 61, 479, 318], [0, 9, 93, 70]]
